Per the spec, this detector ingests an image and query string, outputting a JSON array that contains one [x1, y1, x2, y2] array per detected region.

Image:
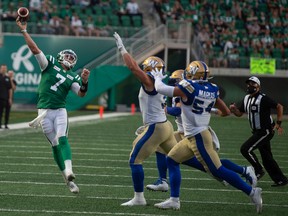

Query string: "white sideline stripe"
[[6, 112, 131, 130], [0, 170, 234, 182], [0, 208, 166, 216], [0, 193, 287, 209], [1, 147, 288, 163], [1, 150, 287, 163], [0, 170, 285, 188], [1, 162, 287, 175], [0, 180, 287, 195]]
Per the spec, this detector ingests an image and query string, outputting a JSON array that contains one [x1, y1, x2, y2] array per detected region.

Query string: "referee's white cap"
[[246, 76, 260, 86]]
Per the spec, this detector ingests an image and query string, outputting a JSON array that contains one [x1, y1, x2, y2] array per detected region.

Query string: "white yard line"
[[7, 112, 132, 130]]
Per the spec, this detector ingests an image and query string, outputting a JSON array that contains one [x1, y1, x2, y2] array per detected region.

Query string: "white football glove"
[[113, 32, 127, 55], [151, 68, 167, 80]]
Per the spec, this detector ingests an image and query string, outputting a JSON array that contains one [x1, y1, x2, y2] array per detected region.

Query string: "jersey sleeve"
[[73, 73, 82, 85], [41, 55, 56, 72], [34, 52, 49, 71], [262, 95, 278, 109], [177, 79, 195, 97], [238, 99, 245, 113]]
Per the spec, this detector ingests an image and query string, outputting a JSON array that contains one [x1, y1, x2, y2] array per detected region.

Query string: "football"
[[17, 7, 29, 22]]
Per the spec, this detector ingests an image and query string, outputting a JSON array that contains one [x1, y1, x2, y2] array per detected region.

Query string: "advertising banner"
[[0, 35, 115, 105], [250, 57, 276, 75]]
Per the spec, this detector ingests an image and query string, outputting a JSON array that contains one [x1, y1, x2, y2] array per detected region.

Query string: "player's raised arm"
[[113, 32, 154, 91], [16, 16, 41, 55]]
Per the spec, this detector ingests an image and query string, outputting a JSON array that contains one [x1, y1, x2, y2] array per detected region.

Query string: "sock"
[[167, 157, 181, 198], [170, 197, 180, 202], [52, 145, 65, 171], [183, 157, 206, 172], [130, 164, 144, 192], [64, 160, 73, 174], [134, 192, 145, 199], [221, 159, 245, 174], [58, 136, 72, 161], [156, 151, 167, 180], [216, 166, 252, 195]]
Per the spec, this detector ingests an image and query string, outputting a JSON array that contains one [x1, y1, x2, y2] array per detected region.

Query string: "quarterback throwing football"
[[16, 16, 90, 193]]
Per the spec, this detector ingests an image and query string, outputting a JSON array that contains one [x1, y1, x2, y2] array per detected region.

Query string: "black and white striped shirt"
[[239, 92, 278, 131]]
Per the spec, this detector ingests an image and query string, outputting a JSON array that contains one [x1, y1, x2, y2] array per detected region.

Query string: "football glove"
[[113, 32, 127, 55], [151, 68, 167, 80]]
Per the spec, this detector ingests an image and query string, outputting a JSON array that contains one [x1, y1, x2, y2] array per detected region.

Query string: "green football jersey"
[[37, 55, 82, 109]]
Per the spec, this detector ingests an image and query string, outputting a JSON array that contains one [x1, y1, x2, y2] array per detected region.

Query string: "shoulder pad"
[[179, 79, 194, 93]]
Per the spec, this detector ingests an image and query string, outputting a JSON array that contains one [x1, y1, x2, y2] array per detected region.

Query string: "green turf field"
[[0, 114, 287, 215]]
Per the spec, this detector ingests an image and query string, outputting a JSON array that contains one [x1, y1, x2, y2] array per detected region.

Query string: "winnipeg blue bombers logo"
[[148, 59, 159, 68], [189, 65, 199, 75]]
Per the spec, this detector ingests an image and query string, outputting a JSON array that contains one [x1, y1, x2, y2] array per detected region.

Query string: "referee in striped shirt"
[[230, 76, 288, 187]]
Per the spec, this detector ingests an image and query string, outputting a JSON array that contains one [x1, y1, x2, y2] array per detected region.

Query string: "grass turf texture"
[[0, 113, 287, 215]]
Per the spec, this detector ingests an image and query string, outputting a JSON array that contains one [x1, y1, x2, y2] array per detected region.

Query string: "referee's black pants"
[[0, 100, 7, 128], [240, 129, 287, 184]]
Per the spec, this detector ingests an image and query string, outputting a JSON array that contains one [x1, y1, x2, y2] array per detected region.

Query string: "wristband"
[[276, 120, 282, 126], [211, 108, 218, 115], [21, 29, 27, 33], [120, 47, 128, 56], [80, 82, 88, 93]]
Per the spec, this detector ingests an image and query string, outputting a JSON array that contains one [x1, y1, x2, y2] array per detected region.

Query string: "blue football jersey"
[[177, 80, 219, 136]]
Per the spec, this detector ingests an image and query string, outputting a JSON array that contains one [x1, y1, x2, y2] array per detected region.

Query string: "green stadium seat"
[[284, 48, 288, 58], [109, 15, 120, 26], [94, 6, 103, 15], [95, 15, 108, 27], [272, 48, 282, 58], [121, 15, 131, 27], [132, 16, 142, 27], [103, 7, 113, 16], [239, 57, 249, 68], [235, 19, 245, 29]]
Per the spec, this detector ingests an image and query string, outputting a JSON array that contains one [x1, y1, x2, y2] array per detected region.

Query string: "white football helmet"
[[57, 49, 77, 70]]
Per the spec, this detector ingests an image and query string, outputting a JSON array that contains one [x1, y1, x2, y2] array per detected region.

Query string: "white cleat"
[[154, 198, 180, 210], [244, 166, 257, 188], [121, 197, 147, 206], [146, 179, 169, 192], [67, 181, 79, 194], [250, 187, 263, 214]]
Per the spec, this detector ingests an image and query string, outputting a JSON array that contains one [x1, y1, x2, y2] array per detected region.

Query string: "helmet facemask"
[[168, 69, 184, 86], [57, 49, 77, 70]]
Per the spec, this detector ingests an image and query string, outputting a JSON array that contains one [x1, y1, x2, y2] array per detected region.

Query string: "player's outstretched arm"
[[16, 16, 41, 55], [215, 98, 231, 116], [113, 32, 152, 89], [229, 102, 243, 117]]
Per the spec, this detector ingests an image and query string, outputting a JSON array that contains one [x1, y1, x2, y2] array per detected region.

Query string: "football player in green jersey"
[[16, 16, 90, 194]]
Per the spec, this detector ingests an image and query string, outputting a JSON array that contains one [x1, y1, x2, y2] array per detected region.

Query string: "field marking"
[[1, 155, 288, 166], [0, 147, 287, 162], [0, 179, 287, 195], [4, 113, 131, 130], [1, 161, 288, 174], [0, 169, 287, 191], [0, 192, 287, 209], [0, 208, 167, 216]]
